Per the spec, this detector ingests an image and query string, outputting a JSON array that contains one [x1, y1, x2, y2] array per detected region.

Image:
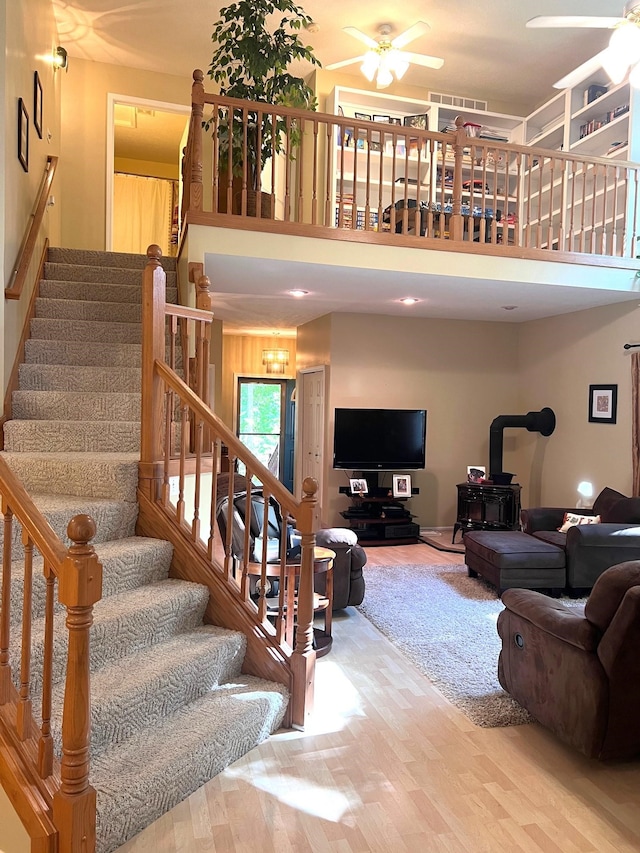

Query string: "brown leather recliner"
[[497, 560, 640, 759]]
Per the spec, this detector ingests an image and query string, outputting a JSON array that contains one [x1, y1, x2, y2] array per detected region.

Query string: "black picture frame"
[[588, 384, 617, 424], [354, 112, 371, 121], [34, 70, 43, 139], [403, 113, 429, 130], [18, 98, 29, 172]]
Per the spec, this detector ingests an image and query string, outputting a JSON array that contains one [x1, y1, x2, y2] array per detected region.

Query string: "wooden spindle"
[[52, 514, 102, 853], [0, 501, 13, 704], [17, 533, 34, 739], [311, 120, 319, 226], [189, 70, 204, 214], [38, 565, 56, 779]]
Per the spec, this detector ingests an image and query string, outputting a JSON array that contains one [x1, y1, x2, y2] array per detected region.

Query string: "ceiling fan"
[[527, 2, 640, 88], [325, 21, 444, 89]]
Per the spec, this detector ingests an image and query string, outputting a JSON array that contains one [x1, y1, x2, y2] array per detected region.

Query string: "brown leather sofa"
[[497, 560, 640, 759], [520, 486, 640, 590]]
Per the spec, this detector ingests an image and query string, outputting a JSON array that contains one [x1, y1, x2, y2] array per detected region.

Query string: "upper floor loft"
[[179, 71, 640, 332]]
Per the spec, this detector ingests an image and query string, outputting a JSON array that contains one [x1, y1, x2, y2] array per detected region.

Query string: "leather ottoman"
[[463, 530, 566, 595]]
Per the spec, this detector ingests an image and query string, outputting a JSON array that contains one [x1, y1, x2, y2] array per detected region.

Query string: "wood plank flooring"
[[116, 543, 640, 852]]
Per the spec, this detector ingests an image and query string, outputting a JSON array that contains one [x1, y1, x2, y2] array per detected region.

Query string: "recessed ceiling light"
[[502, 305, 518, 310], [400, 297, 420, 305], [288, 289, 309, 297]]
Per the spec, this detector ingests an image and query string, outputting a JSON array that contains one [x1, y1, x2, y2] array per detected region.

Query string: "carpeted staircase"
[[1, 248, 288, 853]]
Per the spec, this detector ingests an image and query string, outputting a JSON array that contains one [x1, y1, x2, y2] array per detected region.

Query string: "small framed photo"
[[369, 140, 382, 152], [373, 114, 390, 123], [467, 466, 486, 483], [18, 98, 29, 172], [588, 384, 617, 423], [403, 113, 429, 130], [33, 70, 43, 139], [389, 117, 402, 126], [354, 112, 371, 121], [392, 474, 411, 498], [350, 477, 368, 495]]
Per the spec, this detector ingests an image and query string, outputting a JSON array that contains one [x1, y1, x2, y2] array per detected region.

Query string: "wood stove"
[[453, 482, 521, 543]]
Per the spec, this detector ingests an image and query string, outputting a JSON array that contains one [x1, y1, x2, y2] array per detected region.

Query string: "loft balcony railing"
[[182, 70, 640, 266]]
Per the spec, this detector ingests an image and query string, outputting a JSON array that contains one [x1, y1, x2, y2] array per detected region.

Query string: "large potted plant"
[[208, 0, 321, 216]]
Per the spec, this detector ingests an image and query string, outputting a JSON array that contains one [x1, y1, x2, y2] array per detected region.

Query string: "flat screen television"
[[333, 408, 427, 471]]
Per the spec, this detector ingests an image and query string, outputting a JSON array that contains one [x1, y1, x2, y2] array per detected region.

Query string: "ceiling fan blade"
[[343, 26, 378, 49], [527, 15, 624, 29], [325, 55, 367, 71], [553, 48, 609, 89], [402, 51, 444, 70], [391, 21, 430, 49]]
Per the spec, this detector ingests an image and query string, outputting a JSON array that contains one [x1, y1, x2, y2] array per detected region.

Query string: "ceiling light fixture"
[[502, 305, 518, 310], [361, 42, 410, 90], [53, 46, 68, 71], [262, 348, 289, 374], [400, 297, 420, 305], [288, 289, 309, 297], [602, 19, 640, 84]]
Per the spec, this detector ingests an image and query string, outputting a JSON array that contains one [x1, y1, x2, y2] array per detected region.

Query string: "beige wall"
[[59, 59, 190, 251], [319, 313, 520, 527], [517, 301, 639, 508], [3, 0, 62, 393], [0, 784, 30, 853]]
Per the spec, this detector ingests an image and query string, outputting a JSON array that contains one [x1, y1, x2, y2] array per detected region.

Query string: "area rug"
[[357, 563, 585, 728]]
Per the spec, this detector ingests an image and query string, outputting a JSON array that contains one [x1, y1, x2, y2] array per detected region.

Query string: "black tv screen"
[[333, 408, 427, 470]]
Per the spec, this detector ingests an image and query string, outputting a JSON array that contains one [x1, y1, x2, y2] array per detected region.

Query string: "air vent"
[[428, 92, 488, 112]]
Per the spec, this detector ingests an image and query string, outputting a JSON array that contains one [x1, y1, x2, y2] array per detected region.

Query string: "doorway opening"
[[237, 377, 295, 492]]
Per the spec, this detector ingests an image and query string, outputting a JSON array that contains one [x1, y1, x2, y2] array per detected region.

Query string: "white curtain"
[[113, 173, 173, 255]]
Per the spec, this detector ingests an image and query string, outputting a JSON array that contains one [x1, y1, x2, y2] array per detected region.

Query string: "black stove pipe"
[[489, 407, 556, 475]]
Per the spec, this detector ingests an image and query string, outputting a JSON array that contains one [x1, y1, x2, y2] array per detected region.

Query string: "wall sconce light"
[[262, 348, 289, 374], [53, 46, 68, 71]]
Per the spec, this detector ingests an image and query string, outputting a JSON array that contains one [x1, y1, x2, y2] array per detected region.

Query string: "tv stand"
[[339, 483, 420, 546]]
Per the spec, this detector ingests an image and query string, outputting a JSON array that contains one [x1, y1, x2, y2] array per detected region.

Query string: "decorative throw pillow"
[[558, 512, 601, 533]]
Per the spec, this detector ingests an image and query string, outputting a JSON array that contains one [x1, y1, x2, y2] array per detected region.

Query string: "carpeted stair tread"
[[18, 363, 141, 392], [24, 339, 143, 367], [3, 419, 141, 452], [12, 390, 140, 422], [7, 537, 172, 628], [38, 280, 177, 304], [36, 297, 142, 324], [0, 451, 140, 500], [0, 493, 137, 558], [43, 262, 176, 288], [92, 675, 288, 853], [30, 317, 143, 344], [47, 247, 177, 272], [22, 580, 211, 695], [50, 626, 247, 758]]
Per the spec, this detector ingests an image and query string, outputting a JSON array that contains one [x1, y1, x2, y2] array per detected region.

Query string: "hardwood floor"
[[116, 543, 640, 852]]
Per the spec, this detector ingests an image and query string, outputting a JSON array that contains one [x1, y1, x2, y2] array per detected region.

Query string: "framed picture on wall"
[[33, 70, 43, 139], [588, 384, 617, 423], [18, 98, 29, 172]]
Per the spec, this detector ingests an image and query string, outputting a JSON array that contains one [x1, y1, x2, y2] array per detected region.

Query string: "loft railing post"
[[190, 69, 205, 214], [52, 514, 102, 853], [139, 245, 166, 502], [290, 477, 319, 729], [451, 116, 466, 242]]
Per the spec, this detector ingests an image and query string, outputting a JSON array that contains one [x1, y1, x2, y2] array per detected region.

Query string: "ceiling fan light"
[[629, 60, 640, 88], [361, 51, 379, 82], [376, 66, 394, 89], [601, 45, 631, 84], [389, 51, 409, 79]]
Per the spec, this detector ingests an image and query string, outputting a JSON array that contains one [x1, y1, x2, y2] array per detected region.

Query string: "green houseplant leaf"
[[207, 0, 321, 188]]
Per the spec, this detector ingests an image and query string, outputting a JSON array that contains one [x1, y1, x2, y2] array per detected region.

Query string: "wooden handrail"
[[6, 155, 58, 300], [139, 246, 317, 727]]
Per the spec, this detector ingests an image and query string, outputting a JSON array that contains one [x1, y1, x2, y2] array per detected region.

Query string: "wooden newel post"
[[190, 69, 205, 214], [451, 115, 467, 243], [290, 477, 319, 729], [196, 275, 213, 312], [53, 514, 102, 853], [139, 245, 166, 502]]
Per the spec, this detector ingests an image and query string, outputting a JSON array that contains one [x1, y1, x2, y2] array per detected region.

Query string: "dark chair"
[[497, 560, 640, 759]]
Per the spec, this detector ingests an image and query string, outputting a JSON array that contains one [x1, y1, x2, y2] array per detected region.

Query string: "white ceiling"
[[54, 0, 640, 334]]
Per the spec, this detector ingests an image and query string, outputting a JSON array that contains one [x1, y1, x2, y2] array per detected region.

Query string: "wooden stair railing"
[[136, 245, 318, 729], [6, 155, 58, 301], [0, 458, 102, 853], [183, 69, 640, 265]]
